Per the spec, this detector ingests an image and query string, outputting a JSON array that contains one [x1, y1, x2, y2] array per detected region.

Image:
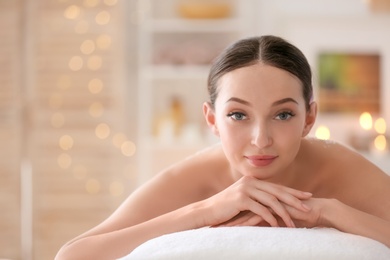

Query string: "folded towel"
[[121, 227, 390, 260]]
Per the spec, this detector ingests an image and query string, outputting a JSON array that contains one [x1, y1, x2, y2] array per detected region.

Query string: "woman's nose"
[[251, 124, 272, 148]]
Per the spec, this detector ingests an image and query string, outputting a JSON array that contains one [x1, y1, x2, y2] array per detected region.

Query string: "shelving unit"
[[136, 0, 255, 184]]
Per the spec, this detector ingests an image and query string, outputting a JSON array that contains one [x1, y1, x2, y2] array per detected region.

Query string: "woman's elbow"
[[54, 242, 85, 260]]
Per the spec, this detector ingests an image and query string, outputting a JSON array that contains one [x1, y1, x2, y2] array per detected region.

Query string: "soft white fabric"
[[121, 227, 390, 260]]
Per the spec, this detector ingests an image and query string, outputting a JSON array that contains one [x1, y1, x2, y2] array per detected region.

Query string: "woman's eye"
[[227, 112, 246, 121], [275, 111, 294, 121]]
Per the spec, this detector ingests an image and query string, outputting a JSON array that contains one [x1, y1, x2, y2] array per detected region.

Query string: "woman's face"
[[204, 63, 316, 181]]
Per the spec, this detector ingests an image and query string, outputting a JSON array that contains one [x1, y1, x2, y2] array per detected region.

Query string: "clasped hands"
[[204, 176, 324, 229]]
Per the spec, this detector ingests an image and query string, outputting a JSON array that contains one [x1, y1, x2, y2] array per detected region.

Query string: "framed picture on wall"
[[317, 52, 381, 114]]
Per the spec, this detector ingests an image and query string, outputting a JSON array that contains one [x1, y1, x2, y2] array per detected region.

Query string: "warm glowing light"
[[86, 178, 101, 194], [75, 20, 89, 34], [96, 34, 112, 50], [359, 112, 372, 130], [88, 78, 103, 94], [64, 5, 80, 20], [121, 141, 136, 157], [95, 11, 111, 25], [69, 56, 83, 71], [51, 113, 65, 128], [374, 135, 387, 151], [109, 181, 124, 196], [374, 118, 386, 134], [58, 153, 72, 169], [112, 133, 127, 148], [57, 75, 72, 90], [87, 55, 102, 70], [315, 125, 330, 140], [59, 135, 74, 150], [80, 40, 96, 55], [89, 102, 104, 117], [95, 123, 110, 139], [72, 165, 88, 180], [49, 94, 63, 109]]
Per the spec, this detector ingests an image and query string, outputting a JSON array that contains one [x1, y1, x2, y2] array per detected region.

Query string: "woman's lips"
[[245, 155, 278, 167]]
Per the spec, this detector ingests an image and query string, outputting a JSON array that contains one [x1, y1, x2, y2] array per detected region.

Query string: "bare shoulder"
[[111, 143, 227, 224], [302, 138, 390, 218], [304, 137, 387, 176]]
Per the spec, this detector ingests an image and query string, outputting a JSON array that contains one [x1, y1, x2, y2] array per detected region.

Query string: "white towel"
[[121, 227, 390, 260]]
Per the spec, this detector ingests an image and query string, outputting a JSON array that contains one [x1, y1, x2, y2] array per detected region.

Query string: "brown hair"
[[207, 35, 313, 110]]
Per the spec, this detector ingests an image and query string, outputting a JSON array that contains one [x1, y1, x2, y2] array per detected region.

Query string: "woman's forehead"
[[216, 64, 303, 102]]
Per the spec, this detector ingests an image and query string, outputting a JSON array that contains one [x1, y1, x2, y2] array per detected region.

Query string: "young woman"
[[56, 35, 390, 260]]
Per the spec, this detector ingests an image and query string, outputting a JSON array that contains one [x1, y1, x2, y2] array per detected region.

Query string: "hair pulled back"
[[207, 35, 313, 110]]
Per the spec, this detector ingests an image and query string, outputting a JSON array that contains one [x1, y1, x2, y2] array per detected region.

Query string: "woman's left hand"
[[282, 198, 324, 228], [215, 198, 325, 228]]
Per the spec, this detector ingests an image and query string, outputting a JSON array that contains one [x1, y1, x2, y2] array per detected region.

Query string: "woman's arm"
[[55, 200, 208, 260], [55, 156, 215, 260], [55, 169, 312, 259], [323, 199, 390, 247], [286, 155, 390, 247]]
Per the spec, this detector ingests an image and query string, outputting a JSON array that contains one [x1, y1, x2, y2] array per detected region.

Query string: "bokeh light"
[[95, 11, 110, 25], [69, 56, 83, 71], [80, 40, 96, 55], [121, 141, 136, 157], [59, 135, 74, 151], [88, 78, 103, 94], [374, 118, 386, 134], [96, 34, 112, 50], [315, 125, 330, 140], [359, 112, 372, 130], [374, 135, 387, 151], [58, 153, 72, 169], [89, 102, 104, 117], [64, 5, 81, 20], [95, 123, 110, 139]]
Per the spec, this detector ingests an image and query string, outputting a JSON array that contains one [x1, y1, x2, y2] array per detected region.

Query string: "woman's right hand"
[[200, 176, 312, 228]]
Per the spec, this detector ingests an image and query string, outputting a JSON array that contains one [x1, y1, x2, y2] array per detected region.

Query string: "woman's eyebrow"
[[226, 97, 298, 107], [272, 97, 298, 106], [225, 97, 251, 106]]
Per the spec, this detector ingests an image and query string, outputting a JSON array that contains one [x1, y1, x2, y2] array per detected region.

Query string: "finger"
[[249, 188, 294, 228], [274, 191, 312, 213], [217, 211, 253, 227], [252, 179, 312, 200], [252, 182, 312, 212], [227, 211, 261, 227], [236, 214, 263, 227], [247, 199, 279, 227]]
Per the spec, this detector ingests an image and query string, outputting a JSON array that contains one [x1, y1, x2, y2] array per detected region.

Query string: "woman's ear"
[[203, 102, 219, 136], [302, 102, 317, 137]]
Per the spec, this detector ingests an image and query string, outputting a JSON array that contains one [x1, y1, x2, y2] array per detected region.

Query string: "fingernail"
[[304, 192, 312, 196]]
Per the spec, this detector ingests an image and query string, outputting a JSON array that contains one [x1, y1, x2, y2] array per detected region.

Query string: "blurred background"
[[1, 0, 389, 259]]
